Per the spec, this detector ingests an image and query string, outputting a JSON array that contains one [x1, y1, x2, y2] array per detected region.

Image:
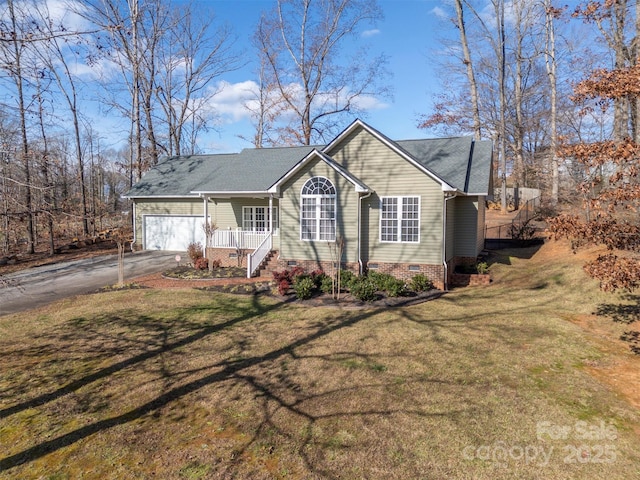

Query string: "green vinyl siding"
[[207, 199, 239, 230], [134, 197, 281, 250], [453, 196, 481, 257], [476, 196, 486, 254], [279, 157, 359, 263], [327, 126, 444, 265], [134, 198, 204, 245], [445, 197, 455, 261]]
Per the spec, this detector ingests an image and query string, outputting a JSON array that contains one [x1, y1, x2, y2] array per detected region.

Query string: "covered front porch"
[[200, 194, 278, 278]]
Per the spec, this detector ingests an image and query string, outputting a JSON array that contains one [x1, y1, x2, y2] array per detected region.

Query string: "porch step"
[[257, 250, 279, 278]]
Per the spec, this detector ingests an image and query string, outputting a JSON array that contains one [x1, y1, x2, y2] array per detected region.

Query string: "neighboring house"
[[126, 119, 493, 289]]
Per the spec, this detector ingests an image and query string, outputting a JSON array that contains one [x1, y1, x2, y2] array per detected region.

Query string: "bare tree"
[[454, 0, 482, 141], [33, 2, 91, 235], [0, 0, 36, 253], [255, 0, 390, 145], [491, 0, 508, 213], [242, 47, 288, 148], [155, 3, 242, 156], [80, 0, 152, 183], [33, 72, 56, 255], [421, 0, 593, 205], [574, 0, 640, 140], [544, 0, 561, 205]]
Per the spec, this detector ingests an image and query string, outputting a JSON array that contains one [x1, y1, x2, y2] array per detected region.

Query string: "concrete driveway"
[[0, 251, 179, 316]]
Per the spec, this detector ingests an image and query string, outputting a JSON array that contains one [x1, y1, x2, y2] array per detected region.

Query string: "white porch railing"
[[208, 229, 270, 250], [247, 232, 273, 278]]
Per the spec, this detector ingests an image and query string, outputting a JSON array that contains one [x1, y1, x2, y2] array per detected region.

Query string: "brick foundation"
[[205, 247, 248, 268], [205, 249, 487, 291], [448, 256, 490, 287], [367, 261, 445, 290], [274, 257, 446, 291], [274, 258, 360, 276]]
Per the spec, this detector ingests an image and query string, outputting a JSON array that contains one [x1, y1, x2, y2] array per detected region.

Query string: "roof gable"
[[323, 119, 456, 191], [268, 149, 370, 194]]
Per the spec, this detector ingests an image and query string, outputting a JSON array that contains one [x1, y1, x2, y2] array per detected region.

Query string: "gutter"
[[124, 194, 200, 199], [358, 191, 373, 275], [193, 191, 272, 197]]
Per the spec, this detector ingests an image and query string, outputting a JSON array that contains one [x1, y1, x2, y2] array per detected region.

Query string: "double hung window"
[[380, 196, 420, 243]]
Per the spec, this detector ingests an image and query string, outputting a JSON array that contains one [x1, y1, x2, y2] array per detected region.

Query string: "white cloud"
[[430, 6, 448, 20], [362, 29, 381, 38], [352, 94, 389, 111], [43, 0, 92, 31], [201, 79, 389, 127], [206, 80, 260, 122]]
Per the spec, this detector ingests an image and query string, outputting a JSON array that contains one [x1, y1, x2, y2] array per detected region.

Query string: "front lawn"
[[0, 241, 639, 479]]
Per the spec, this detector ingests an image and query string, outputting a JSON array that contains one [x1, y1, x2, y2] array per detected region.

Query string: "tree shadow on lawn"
[[595, 294, 640, 325], [0, 293, 461, 476], [595, 294, 640, 355], [0, 296, 270, 420]]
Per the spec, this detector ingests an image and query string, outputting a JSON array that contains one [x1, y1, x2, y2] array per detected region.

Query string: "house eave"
[[465, 191, 489, 196], [191, 190, 271, 198], [126, 194, 201, 200]]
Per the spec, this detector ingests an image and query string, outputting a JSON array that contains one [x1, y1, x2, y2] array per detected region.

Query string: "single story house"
[[126, 119, 493, 289]]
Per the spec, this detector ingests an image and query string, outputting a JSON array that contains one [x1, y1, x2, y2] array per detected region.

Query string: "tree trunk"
[[454, 0, 482, 141], [8, 0, 35, 254], [513, 0, 526, 188], [544, 0, 560, 205], [495, 0, 508, 214], [35, 79, 56, 255]]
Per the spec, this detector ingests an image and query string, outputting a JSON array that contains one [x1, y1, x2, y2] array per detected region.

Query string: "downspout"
[[131, 200, 137, 251], [442, 192, 457, 291], [358, 191, 372, 275]]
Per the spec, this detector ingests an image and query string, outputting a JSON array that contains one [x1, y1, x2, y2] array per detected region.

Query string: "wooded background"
[[1, 0, 638, 277]]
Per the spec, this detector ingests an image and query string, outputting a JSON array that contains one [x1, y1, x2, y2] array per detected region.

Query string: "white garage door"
[[143, 215, 205, 251]]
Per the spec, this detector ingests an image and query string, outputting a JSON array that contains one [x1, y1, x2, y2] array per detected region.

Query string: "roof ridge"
[[396, 136, 476, 143]]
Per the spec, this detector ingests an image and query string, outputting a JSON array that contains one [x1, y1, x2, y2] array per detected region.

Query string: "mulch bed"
[[197, 281, 273, 295], [130, 267, 444, 308], [162, 266, 247, 279], [282, 289, 444, 308]]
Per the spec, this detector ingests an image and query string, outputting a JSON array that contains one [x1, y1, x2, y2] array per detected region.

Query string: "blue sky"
[[199, 0, 449, 152]]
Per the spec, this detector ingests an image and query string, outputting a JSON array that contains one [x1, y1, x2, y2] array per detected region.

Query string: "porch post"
[[269, 194, 273, 233], [203, 195, 209, 247]]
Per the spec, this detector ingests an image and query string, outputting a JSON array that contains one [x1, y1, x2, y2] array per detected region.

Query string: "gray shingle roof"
[[191, 145, 318, 193], [467, 139, 493, 194], [397, 137, 492, 194], [126, 146, 318, 197], [125, 154, 235, 197], [126, 123, 492, 198]]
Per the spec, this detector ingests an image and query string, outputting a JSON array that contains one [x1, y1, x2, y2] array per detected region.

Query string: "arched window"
[[300, 176, 336, 241]]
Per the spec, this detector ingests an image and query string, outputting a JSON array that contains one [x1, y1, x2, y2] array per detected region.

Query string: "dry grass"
[[1, 241, 639, 479]]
